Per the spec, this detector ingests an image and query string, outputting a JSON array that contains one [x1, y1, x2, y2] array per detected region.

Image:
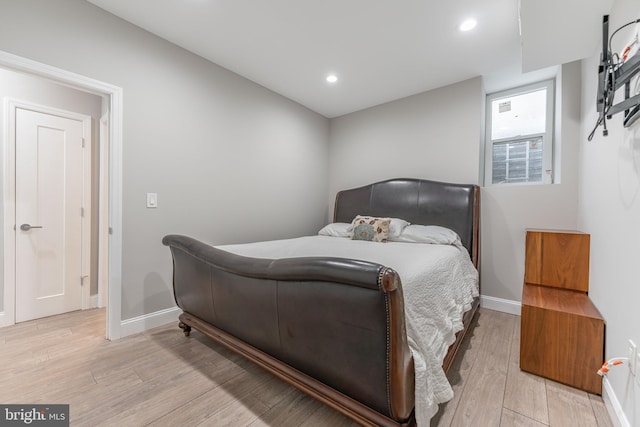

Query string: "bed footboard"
[[162, 234, 415, 426]]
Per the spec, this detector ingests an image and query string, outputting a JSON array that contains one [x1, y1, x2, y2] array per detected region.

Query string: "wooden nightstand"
[[520, 230, 605, 395]]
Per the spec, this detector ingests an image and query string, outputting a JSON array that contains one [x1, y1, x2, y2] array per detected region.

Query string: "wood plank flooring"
[[0, 308, 613, 427]]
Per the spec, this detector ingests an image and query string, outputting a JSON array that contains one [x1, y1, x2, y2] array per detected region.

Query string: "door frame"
[[0, 50, 124, 339], [8, 100, 93, 319]]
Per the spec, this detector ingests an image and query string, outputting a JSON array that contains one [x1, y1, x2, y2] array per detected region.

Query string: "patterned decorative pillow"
[[350, 216, 391, 243]]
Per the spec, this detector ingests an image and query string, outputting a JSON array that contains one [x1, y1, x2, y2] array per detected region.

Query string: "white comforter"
[[218, 235, 479, 425]]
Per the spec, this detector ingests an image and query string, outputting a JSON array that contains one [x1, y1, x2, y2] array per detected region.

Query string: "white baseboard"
[[480, 295, 522, 316], [0, 311, 7, 328], [90, 294, 99, 308], [119, 306, 181, 338], [602, 376, 630, 427]]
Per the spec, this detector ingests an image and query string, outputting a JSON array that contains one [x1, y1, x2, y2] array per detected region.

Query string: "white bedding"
[[218, 235, 479, 425]]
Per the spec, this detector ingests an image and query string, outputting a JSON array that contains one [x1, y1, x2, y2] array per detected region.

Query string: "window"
[[484, 80, 554, 185]]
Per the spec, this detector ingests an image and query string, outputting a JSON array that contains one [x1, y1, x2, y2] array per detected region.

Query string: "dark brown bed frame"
[[163, 178, 480, 426]]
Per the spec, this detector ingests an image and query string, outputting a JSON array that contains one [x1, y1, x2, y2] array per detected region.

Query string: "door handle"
[[20, 224, 43, 231]]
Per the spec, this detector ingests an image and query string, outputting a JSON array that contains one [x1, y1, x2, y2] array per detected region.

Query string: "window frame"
[[484, 79, 555, 186]]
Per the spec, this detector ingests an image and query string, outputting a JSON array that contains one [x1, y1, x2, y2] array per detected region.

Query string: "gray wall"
[[578, 0, 640, 422], [0, 67, 104, 311], [0, 0, 330, 320], [328, 77, 483, 198]]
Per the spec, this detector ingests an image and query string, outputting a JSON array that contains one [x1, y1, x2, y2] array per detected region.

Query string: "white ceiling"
[[86, 0, 613, 118]]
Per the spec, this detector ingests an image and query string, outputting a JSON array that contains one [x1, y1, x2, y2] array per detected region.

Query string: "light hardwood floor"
[[0, 308, 613, 427]]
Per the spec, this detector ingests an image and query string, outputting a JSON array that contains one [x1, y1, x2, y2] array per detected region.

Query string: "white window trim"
[[484, 79, 555, 186]]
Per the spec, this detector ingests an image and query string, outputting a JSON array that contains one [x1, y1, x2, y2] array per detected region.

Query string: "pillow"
[[394, 224, 461, 245], [318, 222, 352, 238], [388, 218, 411, 238], [350, 216, 391, 242]]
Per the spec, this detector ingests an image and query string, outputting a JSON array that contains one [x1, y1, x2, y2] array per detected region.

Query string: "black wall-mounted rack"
[[595, 15, 640, 136]]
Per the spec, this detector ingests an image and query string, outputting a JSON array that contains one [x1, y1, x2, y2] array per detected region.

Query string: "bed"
[[162, 178, 480, 426]]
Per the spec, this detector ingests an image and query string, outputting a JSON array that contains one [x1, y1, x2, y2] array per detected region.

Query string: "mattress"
[[219, 235, 479, 424]]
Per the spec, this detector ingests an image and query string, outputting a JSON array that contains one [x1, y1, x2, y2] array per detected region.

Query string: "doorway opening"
[[0, 51, 123, 339]]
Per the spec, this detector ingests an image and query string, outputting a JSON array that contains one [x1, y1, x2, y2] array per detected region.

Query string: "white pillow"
[[393, 224, 461, 245], [318, 222, 352, 238], [388, 218, 411, 239]]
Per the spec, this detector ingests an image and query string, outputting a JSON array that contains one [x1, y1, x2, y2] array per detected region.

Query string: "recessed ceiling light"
[[326, 74, 338, 83], [459, 18, 477, 32]]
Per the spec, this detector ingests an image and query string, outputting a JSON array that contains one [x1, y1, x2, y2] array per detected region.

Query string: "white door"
[[15, 108, 87, 322]]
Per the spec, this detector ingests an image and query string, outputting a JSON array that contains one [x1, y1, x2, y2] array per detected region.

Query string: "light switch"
[[146, 193, 158, 208]]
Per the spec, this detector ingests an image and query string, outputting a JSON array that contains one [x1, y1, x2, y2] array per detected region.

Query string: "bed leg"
[[178, 321, 191, 337]]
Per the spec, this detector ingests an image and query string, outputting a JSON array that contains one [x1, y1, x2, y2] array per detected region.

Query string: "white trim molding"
[[602, 377, 631, 427], [90, 294, 99, 309], [480, 295, 522, 316], [119, 307, 181, 338], [2, 97, 16, 327]]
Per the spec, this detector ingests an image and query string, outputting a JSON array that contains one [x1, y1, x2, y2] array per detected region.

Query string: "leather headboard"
[[333, 178, 480, 264]]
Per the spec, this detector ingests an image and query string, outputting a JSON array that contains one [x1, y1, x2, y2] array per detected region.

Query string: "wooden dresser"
[[520, 229, 605, 394]]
